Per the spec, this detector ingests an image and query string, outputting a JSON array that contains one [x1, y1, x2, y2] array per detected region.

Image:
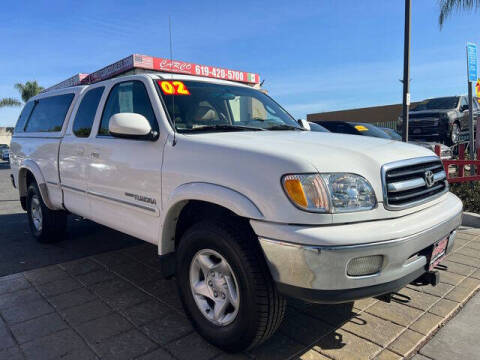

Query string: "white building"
[[0, 127, 13, 145]]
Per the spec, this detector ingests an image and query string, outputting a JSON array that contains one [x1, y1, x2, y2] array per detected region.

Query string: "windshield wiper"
[[180, 125, 265, 133], [266, 124, 304, 131]]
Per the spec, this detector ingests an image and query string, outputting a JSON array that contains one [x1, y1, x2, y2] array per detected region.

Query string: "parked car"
[[308, 121, 329, 132], [0, 144, 9, 162], [380, 127, 402, 141], [318, 121, 393, 139], [412, 141, 453, 160], [400, 96, 480, 145], [9, 55, 462, 352], [321, 122, 453, 160]]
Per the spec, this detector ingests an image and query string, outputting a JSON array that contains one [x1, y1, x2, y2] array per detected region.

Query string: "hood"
[[188, 130, 433, 170], [183, 131, 433, 194], [168, 131, 442, 225]]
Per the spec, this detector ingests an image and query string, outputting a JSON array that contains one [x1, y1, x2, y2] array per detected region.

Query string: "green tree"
[[439, 0, 480, 28], [0, 81, 44, 108]]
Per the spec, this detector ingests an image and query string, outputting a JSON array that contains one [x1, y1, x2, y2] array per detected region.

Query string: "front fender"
[[159, 182, 264, 254]]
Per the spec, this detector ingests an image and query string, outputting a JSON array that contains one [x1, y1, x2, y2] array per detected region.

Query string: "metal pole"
[[468, 82, 474, 161], [401, 0, 411, 142]]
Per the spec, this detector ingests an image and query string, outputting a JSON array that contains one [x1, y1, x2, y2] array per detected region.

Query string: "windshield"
[[412, 97, 459, 111], [156, 80, 301, 132]]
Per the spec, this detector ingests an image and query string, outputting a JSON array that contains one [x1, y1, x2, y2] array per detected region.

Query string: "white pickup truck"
[[9, 56, 462, 352]]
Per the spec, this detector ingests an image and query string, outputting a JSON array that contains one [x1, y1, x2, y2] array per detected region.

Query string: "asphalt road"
[[0, 161, 141, 276]]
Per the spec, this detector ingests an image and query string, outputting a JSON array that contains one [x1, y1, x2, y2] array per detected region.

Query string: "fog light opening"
[[347, 255, 384, 277]]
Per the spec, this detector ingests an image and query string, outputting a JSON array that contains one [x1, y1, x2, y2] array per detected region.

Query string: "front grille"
[[409, 119, 437, 128], [382, 157, 448, 210], [409, 113, 441, 119]]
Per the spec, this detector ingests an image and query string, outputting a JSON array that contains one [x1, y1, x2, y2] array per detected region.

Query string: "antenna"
[[169, 16, 177, 146]]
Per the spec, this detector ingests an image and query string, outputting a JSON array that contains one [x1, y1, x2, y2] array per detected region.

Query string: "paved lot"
[[0, 162, 141, 276], [1, 162, 480, 359], [413, 290, 480, 360]]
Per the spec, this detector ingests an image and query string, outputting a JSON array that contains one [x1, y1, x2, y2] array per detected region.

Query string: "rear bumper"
[[253, 193, 462, 303]]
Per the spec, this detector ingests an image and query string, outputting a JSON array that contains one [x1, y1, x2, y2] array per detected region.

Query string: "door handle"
[[91, 152, 100, 159]]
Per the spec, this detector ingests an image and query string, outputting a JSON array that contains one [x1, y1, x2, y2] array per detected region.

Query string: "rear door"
[[86, 78, 163, 243], [59, 86, 105, 217]]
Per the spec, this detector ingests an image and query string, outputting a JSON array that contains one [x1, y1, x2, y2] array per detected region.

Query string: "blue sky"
[[0, 0, 478, 126]]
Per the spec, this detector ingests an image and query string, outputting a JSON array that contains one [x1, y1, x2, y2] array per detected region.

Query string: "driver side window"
[[99, 81, 158, 136]]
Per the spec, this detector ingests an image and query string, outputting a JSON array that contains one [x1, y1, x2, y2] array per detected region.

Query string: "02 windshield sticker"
[[158, 80, 190, 95], [354, 125, 368, 131]]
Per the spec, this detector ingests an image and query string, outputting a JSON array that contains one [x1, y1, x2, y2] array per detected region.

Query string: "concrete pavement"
[[1, 161, 480, 359], [413, 290, 480, 360]]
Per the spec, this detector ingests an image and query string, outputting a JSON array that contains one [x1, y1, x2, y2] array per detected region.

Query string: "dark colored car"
[[320, 121, 453, 159], [318, 121, 392, 139], [0, 144, 9, 162], [401, 96, 480, 145], [308, 122, 329, 132], [380, 127, 402, 141]]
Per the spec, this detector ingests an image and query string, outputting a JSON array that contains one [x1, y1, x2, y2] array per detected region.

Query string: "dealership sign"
[[82, 54, 260, 85], [467, 42, 477, 82]]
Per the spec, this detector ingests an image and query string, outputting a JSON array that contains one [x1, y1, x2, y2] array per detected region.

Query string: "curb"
[[462, 212, 480, 228]]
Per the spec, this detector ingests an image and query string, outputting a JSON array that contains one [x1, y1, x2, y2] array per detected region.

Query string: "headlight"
[[282, 173, 376, 213]]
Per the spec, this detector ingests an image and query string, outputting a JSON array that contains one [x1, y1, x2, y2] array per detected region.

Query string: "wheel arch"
[[159, 182, 264, 255], [18, 160, 56, 210]]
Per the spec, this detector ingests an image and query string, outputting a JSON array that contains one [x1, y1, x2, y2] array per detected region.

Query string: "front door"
[[86, 79, 163, 244]]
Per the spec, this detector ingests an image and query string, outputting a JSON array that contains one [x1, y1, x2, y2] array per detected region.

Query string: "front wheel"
[[26, 182, 67, 243], [176, 220, 285, 352]]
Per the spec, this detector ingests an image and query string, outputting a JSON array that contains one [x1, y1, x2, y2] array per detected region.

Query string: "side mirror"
[[109, 113, 158, 140], [297, 119, 311, 130], [460, 104, 469, 112]]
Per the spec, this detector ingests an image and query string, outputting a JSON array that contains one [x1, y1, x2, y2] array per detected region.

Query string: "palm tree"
[[0, 81, 44, 109], [439, 0, 480, 28]]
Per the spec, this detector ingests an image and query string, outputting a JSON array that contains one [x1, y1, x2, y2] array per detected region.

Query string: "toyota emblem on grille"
[[424, 170, 435, 188]]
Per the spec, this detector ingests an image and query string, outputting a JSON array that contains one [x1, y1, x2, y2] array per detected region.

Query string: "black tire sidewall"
[[26, 184, 43, 239], [176, 222, 261, 352]]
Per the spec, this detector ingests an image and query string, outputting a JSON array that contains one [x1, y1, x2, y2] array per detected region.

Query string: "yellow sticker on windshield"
[[355, 125, 368, 131]]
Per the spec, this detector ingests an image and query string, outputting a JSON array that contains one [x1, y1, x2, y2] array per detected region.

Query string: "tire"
[[447, 122, 460, 146], [176, 219, 286, 352], [26, 182, 67, 243]]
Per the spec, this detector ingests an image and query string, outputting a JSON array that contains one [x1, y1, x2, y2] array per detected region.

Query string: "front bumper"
[[253, 193, 462, 303]]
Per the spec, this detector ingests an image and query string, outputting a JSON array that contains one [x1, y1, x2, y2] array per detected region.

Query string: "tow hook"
[[411, 270, 440, 287]]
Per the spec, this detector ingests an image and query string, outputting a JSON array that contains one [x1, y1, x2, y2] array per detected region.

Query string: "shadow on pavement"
[[0, 212, 141, 277]]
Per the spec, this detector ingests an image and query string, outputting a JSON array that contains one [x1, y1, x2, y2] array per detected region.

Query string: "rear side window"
[[25, 94, 75, 133], [14, 101, 35, 133], [99, 81, 157, 136], [73, 87, 104, 137]]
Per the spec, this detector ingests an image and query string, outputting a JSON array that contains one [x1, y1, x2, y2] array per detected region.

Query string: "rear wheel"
[[176, 220, 286, 352], [26, 182, 67, 243]]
